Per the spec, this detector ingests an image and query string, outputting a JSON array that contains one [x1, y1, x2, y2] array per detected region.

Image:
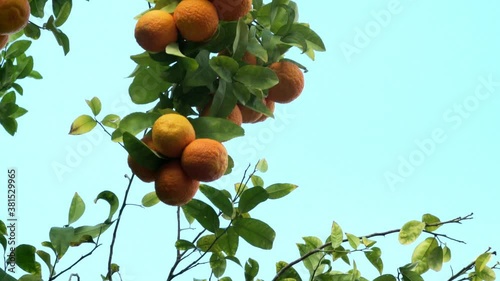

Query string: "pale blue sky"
[[2, 0, 500, 280]]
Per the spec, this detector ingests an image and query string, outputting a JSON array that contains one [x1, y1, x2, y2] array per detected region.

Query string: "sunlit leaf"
[[398, 220, 425, 245], [67, 192, 85, 225], [101, 114, 120, 129], [68, 114, 96, 135], [346, 233, 360, 250], [422, 213, 441, 232], [265, 183, 297, 199], [330, 221, 343, 249], [475, 252, 492, 273], [141, 191, 160, 207], [85, 97, 101, 116]]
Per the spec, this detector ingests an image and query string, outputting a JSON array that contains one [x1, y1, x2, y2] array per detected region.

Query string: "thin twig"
[[106, 174, 135, 281]]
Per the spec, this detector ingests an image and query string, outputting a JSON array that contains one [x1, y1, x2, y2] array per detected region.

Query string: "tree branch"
[[106, 174, 135, 281], [272, 213, 474, 281], [447, 248, 492, 281]]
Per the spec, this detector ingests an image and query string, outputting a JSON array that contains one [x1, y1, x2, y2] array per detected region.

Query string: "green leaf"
[[123, 132, 164, 170], [54, 0, 72, 27], [330, 221, 343, 249], [233, 65, 279, 90], [67, 192, 85, 225], [101, 114, 120, 129], [175, 239, 196, 251], [141, 191, 160, 207], [238, 186, 268, 213], [233, 218, 275, 250], [398, 220, 425, 245], [411, 237, 438, 274], [251, 175, 264, 187], [255, 159, 268, 172], [265, 183, 297, 199], [94, 191, 119, 223], [0, 220, 6, 235], [427, 246, 443, 272], [14, 244, 41, 275], [210, 252, 227, 278], [36, 250, 53, 274], [190, 116, 244, 142], [373, 275, 397, 281], [296, 236, 325, 275], [18, 274, 42, 281], [275, 261, 302, 281], [196, 234, 221, 253], [182, 199, 220, 233], [29, 0, 48, 18], [477, 266, 496, 281], [199, 185, 233, 217], [68, 114, 96, 135], [45, 16, 70, 55], [0, 235, 6, 252], [399, 268, 423, 281], [49, 227, 75, 259], [365, 247, 383, 275], [346, 233, 360, 250], [0, 269, 17, 280], [210, 56, 239, 83], [443, 245, 451, 262], [128, 65, 169, 104], [0, 117, 18, 135], [111, 112, 160, 142], [362, 236, 376, 247], [475, 252, 492, 272], [218, 227, 239, 256], [86, 97, 102, 116], [24, 22, 41, 39], [422, 213, 441, 232], [71, 223, 111, 246], [5, 40, 32, 59], [233, 19, 249, 61], [28, 70, 43, 79], [244, 258, 259, 281]]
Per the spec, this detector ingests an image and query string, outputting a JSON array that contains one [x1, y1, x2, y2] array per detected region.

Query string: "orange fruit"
[[238, 103, 262, 123], [174, 0, 219, 42], [155, 160, 200, 206], [152, 113, 196, 158], [200, 101, 243, 126], [181, 138, 228, 182], [0, 34, 8, 49], [212, 0, 252, 21], [267, 61, 305, 104], [127, 135, 159, 183], [134, 10, 178, 52], [255, 98, 275, 123], [0, 0, 30, 35]]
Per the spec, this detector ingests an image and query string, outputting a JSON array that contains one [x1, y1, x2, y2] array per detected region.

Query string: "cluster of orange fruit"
[[134, 0, 305, 125], [0, 0, 31, 49], [127, 113, 229, 206]]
